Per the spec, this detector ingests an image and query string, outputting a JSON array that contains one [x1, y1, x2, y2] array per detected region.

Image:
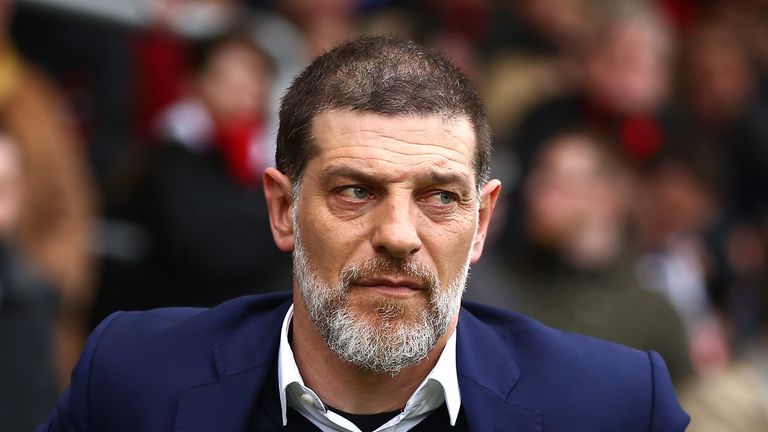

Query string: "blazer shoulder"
[[91, 292, 292, 360], [462, 299, 651, 365], [459, 301, 690, 431], [38, 292, 292, 431]]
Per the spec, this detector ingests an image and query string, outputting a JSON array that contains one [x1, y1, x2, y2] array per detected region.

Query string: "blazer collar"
[[456, 307, 543, 431], [174, 294, 292, 432]]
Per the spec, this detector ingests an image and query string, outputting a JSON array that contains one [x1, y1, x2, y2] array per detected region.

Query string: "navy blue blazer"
[[38, 292, 689, 431]]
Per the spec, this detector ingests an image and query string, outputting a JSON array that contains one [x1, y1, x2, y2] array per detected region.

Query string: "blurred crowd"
[[2, 0, 768, 430]]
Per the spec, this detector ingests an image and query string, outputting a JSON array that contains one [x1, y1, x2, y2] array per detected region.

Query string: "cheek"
[[422, 218, 476, 281], [299, 204, 371, 279]]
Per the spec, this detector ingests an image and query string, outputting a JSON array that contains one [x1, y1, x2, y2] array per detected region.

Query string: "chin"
[[350, 293, 428, 324]]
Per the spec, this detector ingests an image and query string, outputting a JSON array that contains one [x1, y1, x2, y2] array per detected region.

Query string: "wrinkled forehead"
[[306, 110, 477, 180]]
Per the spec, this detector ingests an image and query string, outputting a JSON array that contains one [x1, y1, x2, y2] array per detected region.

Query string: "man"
[[38, 36, 689, 431]]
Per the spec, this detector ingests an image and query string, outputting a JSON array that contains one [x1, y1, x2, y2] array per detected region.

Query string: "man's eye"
[[340, 186, 372, 201], [430, 191, 455, 205]]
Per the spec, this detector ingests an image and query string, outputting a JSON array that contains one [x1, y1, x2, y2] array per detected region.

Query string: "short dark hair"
[[276, 36, 491, 187]]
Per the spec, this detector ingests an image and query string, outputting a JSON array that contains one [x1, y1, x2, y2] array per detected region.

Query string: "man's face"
[[267, 111, 498, 374]]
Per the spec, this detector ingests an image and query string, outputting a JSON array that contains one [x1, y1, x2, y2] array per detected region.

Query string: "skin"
[[0, 136, 22, 237], [264, 110, 500, 414], [525, 135, 630, 268], [197, 41, 271, 121]]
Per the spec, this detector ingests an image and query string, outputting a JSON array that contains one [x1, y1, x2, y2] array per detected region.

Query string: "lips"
[[355, 277, 423, 291]]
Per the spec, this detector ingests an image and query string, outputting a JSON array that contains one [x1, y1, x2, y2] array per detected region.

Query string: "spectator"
[[469, 129, 693, 383], [512, 2, 674, 171], [666, 19, 768, 349], [0, 0, 96, 388], [136, 31, 290, 308], [633, 158, 730, 373], [0, 132, 60, 432], [674, 22, 768, 224]]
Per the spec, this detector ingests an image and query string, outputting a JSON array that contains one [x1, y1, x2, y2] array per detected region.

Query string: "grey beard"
[[293, 225, 469, 376]]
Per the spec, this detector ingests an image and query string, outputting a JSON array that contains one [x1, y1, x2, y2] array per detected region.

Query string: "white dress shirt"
[[277, 305, 462, 432]]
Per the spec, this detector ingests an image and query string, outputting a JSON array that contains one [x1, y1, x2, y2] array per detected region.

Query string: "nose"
[[371, 196, 422, 259]]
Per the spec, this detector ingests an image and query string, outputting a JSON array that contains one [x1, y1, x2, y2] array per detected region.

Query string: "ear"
[[263, 167, 295, 252], [471, 179, 501, 263]]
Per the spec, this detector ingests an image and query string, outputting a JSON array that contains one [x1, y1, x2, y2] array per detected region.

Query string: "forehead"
[[308, 110, 476, 182]]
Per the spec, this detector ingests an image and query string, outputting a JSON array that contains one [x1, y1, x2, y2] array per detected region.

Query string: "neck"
[[290, 295, 455, 414]]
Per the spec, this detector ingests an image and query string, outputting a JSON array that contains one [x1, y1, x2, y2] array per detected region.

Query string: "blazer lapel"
[[456, 308, 543, 432], [174, 297, 292, 432]]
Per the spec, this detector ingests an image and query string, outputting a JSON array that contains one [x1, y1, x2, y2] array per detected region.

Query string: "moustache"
[[339, 256, 439, 294]]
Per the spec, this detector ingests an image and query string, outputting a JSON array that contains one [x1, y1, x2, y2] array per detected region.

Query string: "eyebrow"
[[319, 165, 473, 193]]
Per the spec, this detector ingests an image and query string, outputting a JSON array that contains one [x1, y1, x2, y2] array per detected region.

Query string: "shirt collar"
[[423, 323, 461, 425], [277, 304, 305, 426], [277, 304, 462, 428]]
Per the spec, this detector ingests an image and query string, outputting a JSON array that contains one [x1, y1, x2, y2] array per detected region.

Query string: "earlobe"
[[263, 167, 295, 252], [471, 179, 502, 263]]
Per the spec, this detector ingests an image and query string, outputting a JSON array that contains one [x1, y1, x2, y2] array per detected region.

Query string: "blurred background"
[[1, 0, 767, 430]]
